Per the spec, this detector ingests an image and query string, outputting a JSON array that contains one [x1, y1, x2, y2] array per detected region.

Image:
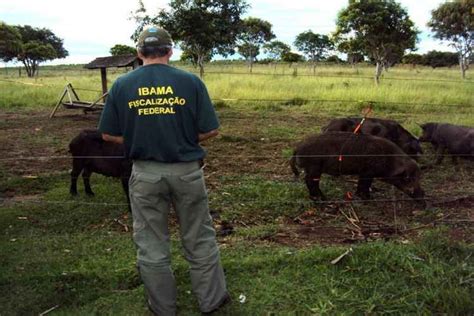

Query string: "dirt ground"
[[1, 108, 473, 245]]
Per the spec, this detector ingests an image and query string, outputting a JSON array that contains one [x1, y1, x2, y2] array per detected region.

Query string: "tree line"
[[402, 51, 461, 68], [1, 0, 472, 82]]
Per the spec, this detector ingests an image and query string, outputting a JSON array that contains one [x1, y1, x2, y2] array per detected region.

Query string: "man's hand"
[[102, 133, 124, 144], [199, 129, 219, 142]]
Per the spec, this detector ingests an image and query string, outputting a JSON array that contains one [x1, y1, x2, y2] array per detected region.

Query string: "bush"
[[423, 50, 458, 68], [402, 51, 459, 68], [402, 53, 424, 65], [325, 55, 345, 64]]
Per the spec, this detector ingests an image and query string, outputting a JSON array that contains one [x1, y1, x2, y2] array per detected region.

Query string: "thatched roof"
[[84, 55, 142, 69]]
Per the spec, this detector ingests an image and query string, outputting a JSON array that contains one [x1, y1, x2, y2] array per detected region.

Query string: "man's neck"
[[142, 57, 169, 66]]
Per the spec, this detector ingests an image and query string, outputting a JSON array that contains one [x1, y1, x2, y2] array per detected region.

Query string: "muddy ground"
[[1, 108, 473, 245]]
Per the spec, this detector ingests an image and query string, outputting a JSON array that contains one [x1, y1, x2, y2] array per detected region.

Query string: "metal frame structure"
[[49, 55, 141, 118], [49, 83, 107, 118]]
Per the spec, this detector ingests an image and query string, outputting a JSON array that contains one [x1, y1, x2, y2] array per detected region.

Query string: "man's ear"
[[168, 48, 173, 59]]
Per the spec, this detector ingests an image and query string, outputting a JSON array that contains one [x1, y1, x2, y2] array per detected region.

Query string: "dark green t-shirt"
[[98, 64, 219, 162]]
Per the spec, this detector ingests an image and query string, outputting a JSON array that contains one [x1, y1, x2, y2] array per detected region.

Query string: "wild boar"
[[419, 122, 474, 164], [290, 132, 425, 204], [323, 117, 422, 160], [69, 129, 132, 211]]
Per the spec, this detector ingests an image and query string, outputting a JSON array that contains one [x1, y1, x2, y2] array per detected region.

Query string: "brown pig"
[[323, 117, 422, 160], [290, 132, 425, 205], [419, 122, 474, 165]]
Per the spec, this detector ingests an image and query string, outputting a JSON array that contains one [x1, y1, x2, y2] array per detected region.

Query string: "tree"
[[132, 0, 248, 78], [346, 52, 365, 65], [110, 44, 136, 56], [0, 22, 22, 62], [281, 51, 304, 63], [263, 40, 291, 61], [237, 43, 260, 65], [180, 47, 212, 65], [336, 38, 365, 66], [428, 0, 473, 79], [0, 23, 68, 77], [237, 17, 275, 72], [294, 30, 333, 71], [334, 0, 418, 84]]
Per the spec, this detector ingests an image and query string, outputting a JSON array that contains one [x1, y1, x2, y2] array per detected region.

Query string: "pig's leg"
[[82, 168, 94, 196], [390, 181, 416, 200], [435, 145, 445, 164], [70, 158, 83, 195], [304, 171, 325, 200], [356, 176, 373, 200]]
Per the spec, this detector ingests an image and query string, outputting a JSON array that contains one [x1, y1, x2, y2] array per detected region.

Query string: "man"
[[98, 26, 229, 315]]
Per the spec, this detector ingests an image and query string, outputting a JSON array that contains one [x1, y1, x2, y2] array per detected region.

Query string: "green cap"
[[137, 26, 173, 48]]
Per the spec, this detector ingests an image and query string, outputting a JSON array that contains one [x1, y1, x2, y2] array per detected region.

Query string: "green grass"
[[1, 170, 472, 314], [1, 63, 472, 117], [208, 175, 357, 222], [1, 63, 473, 315], [1, 199, 473, 315]]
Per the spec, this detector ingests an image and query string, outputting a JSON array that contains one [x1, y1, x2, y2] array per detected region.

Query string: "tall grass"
[[1, 63, 472, 117]]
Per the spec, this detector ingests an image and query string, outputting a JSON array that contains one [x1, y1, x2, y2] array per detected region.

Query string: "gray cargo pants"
[[129, 160, 228, 315]]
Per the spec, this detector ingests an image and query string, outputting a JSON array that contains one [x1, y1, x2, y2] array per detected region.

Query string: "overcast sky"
[[0, 0, 454, 65]]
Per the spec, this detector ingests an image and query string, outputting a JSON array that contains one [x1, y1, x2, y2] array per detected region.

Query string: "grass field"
[[1, 62, 473, 315]]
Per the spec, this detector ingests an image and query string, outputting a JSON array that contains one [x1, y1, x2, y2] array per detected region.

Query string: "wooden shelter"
[[50, 55, 142, 118], [84, 54, 142, 95]]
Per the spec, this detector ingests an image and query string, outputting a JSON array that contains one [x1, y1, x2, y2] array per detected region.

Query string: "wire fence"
[[1, 65, 472, 209], [1, 193, 472, 208], [213, 98, 473, 109], [1, 64, 472, 84], [3, 171, 473, 183], [1, 152, 474, 162], [1, 73, 472, 113], [1, 153, 473, 202], [199, 70, 474, 84], [1, 78, 471, 110]]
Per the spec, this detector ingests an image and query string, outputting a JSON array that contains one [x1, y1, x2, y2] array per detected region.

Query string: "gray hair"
[[138, 46, 171, 58]]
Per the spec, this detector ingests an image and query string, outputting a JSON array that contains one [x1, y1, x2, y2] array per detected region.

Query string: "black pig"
[[323, 117, 422, 160], [69, 129, 132, 211], [419, 122, 474, 165], [290, 132, 425, 204]]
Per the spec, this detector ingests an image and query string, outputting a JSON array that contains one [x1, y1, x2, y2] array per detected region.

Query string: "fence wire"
[[2, 67, 473, 84], [1, 194, 472, 208], [213, 98, 473, 109], [1, 155, 472, 205], [1, 77, 472, 109], [199, 70, 474, 84], [1, 152, 474, 162]]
